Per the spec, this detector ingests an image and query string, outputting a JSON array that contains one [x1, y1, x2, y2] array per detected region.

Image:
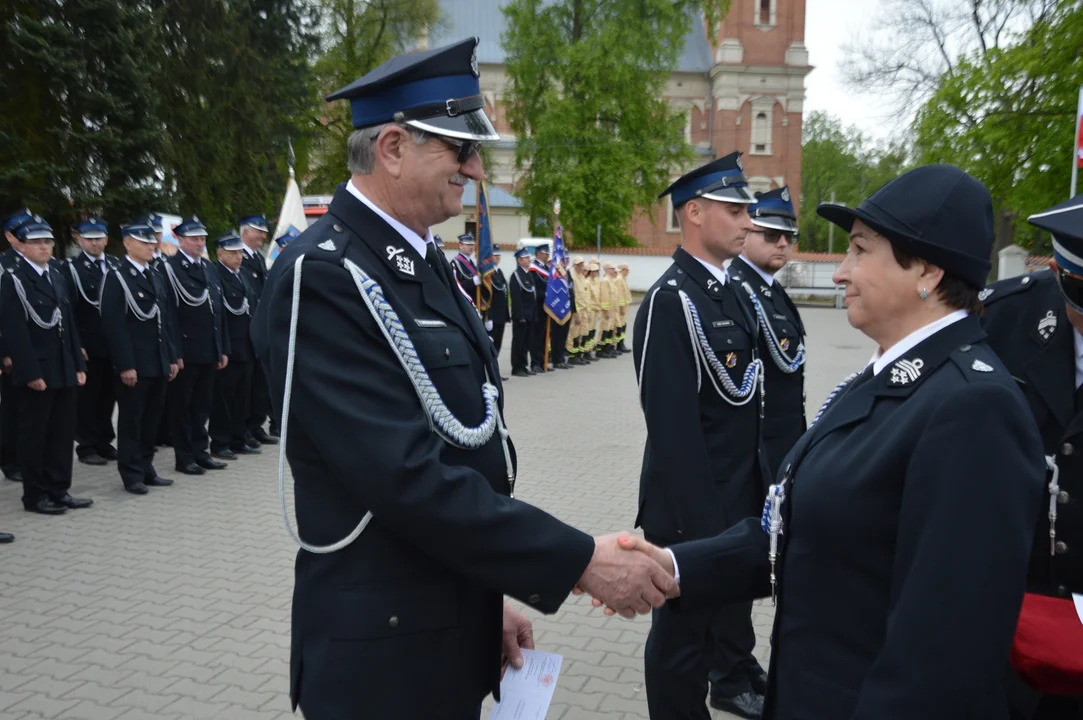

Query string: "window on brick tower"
[[465, 221, 477, 238], [759, 0, 770, 25], [753, 112, 769, 153]]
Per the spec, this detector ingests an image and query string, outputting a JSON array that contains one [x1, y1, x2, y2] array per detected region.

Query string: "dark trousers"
[[644, 534, 761, 719], [246, 358, 273, 436], [76, 356, 117, 457], [530, 313, 548, 369], [0, 372, 19, 476], [490, 322, 506, 354], [115, 376, 167, 488], [511, 320, 532, 372], [211, 361, 252, 450], [550, 318, 570, 365], [18, 385, 77, 506], [169, 362, 215, 466]]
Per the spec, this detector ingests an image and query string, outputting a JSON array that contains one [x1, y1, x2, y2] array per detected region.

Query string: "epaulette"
[[655, 266, 687, 293], [979, 269, 1054, 306], [948, 343, 1002, 382], [301, 221, 349, 265]]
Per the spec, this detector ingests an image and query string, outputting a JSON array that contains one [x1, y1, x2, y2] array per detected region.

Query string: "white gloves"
[[485, 320, 494, 331], [472, 276, 481, 286]]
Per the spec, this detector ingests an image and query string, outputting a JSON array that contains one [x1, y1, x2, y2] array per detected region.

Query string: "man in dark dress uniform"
[[725, 187, 807, 482], [633, 152, 768, 720], [210, 233, 260, 459], [1, 208, 36, 485], [162, 216, 230, 475], [66, 217, 121, 466], [239, 214, 279, 447], [100, 223, 178, 494], [451, 234, 481, 303], [250, 38, 673, 720], [528, 244, 550, 372], [485, 248, 509, 353], [983, 194, 1083, 720], [0, 217, 92, 515], [510, 247, 537, 377]]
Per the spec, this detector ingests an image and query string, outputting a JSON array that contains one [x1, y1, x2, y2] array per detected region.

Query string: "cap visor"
[[245, 222, 269, 232], [752, 217, 799, 234], [179, 231, 208, 238], [701, 186, 755, 204], [407, 109, 500, 141], [80, 231, 108, 239], [21, 230, 54, 241]]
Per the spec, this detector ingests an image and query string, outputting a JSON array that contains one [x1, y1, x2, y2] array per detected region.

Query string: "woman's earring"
[[919, 288, 929, 300]]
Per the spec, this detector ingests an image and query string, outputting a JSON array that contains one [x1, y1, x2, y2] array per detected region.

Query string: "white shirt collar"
[[126, 256, 148, 272], [1073, 328, 1083, 390], [242, 245, 255, 257], [690, 254, 728, 286], [179, 249, 201, 265], [83, 250, 105, 264], [738, 254, 775, 286], [868, 310, 969, 376], [26, 260, 48, 277], [220, 262, 239, 276], [346, 179, 433, 259]]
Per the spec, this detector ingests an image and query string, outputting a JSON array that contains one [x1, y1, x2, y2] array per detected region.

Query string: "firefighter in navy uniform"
[[725, 187, 807, 482], [238, 214, 279, 447], [66, 217, 121, 466], [210, 233, 260, 459], [510, 247, 537, 377], [528, 244, 550, 371], [451, 233, 481, 303], [485, 248, 509, 354], [100, 223, 179, 494], [0, 216, 92, 515], [633, 152, 768, 720], [162, 216, 230, 475], [982, 194, 1083, 720], [1, 208, 36, 484]]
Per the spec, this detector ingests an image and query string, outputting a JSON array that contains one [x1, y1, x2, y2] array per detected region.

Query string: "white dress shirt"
[[691, 254, 728, 287], [737, 254, 775, 286], [346, 179, 434, 259], [179, 249, 201, 266], [1074, 328, 1083, 390], [867, 310, 968, 376], [83, 251, 108, 274], [126, 256, 148, 273]]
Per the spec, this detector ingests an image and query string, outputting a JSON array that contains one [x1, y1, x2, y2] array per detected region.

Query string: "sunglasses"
[[433, 135, 481, 165], [748, 228, 794, 245], [1056, 266, 1083, 314]]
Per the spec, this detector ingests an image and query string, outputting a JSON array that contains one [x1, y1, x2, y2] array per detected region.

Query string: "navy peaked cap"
[[659, 152, 754, 207], [1028, 193, 1083, 276], [749, 187, 798, 235], [817, 165, 993, 289], [73, 217, 108, 239]]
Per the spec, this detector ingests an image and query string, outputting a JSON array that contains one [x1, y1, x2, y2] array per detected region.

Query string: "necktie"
[[425, 242, 451, 291], [100, 260, 107, 275]]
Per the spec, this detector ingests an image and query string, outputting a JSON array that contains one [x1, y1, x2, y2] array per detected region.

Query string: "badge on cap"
[[978, 288, 993, 302], [735, 155, 743, 171], [889, 358, 924, 386], [971, 359, 994, 372], [1037, 310, 1057, 342], [780, 188, 790, 203], [470, 47, 479, 78], [725, 352, 737, 368]]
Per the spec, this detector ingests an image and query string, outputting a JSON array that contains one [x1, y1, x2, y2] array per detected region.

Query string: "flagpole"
[[543, 199, 559, 373], [1072, 86, 1083, 198]]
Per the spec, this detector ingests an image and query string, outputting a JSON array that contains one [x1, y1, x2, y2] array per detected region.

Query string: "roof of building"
[[429, 0, 713, 73], [463, 182, 523, 208]]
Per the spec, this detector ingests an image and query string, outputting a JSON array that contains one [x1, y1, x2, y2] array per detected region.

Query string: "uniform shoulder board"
[[948, 344, 1001, 381], [658, 269, 685, 290], [980, 269, 1054, 306]]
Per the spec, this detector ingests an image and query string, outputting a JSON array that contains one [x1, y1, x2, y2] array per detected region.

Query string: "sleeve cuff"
[[666, 547, 681, 586]]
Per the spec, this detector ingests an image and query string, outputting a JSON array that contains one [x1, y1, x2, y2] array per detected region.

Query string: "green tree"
[[799, 111, 911, 252], [303, 0, 442, 194], [914, 0, 1083, 260], [501, 0, 730, 247]]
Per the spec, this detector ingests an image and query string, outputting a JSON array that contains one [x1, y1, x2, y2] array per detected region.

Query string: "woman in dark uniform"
[[611, 165, 1047, 720]]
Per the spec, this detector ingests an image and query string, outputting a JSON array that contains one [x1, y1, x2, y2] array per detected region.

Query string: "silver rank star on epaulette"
[[972, 359, 994, 372]]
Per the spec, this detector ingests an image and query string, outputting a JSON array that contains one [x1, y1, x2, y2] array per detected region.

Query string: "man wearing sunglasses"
[[981, 194, 1083, 720], [252, 37, 675, 720]]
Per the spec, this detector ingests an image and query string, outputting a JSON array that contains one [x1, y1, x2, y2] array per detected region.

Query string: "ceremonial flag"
[[1076, 87, 1083, 169], [475, 179, 498, 311], [544, 224, 571, 325], [269, 169, 307, 265]]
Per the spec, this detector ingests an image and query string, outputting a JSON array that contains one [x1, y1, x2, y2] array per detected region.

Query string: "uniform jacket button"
[[444, 348, 451, 360], [527, 593, 541, 605], [1054, 541, 1068, 555], [1062, 443, 1074, 456], [333, 223, 344, 233], [1058, 490, 1070, 504], [1057, 584, 1069, 597], [388, 615, 399, 629]]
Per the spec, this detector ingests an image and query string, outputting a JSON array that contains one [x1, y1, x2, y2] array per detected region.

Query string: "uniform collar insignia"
[[978, 288, 993, 302], [706, 277, 721, 294], [971, 359, 994, 372], [888, 357, 924, 386], [386, 244, 415, 276], [761, 284, 772, 297], [318, 239, 336, 252], [1037, 310, 1057, 342]]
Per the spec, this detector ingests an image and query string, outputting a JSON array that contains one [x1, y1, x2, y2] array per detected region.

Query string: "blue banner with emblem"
[[475, 179, 497, 312], [544, 225, 571, 325]]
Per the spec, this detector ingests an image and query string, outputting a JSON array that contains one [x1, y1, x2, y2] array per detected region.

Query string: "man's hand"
[[2, 356, 11, 374], [501, 603, 535, 679], [120, 369, 138, 387], [575, 533, 676, 619], [177, 358, 184, 371], [217, 355, 228, 370], [168, 363, 179, 382], [28, 378, 46, 391], [76, 371, 86, 386]]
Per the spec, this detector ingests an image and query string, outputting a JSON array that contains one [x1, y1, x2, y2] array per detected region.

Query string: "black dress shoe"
[[244, 436, 261, 450], [78, 452, 108, 466], [100, 446, 119, 460], [252, 429, 278, 445], [512, 369, 530, 378], [709, 690, 764, 719], [52, 493, 93, 509], [144, 475, 173, 487], [211, 448, 237, 460], [231, 445, 261, 455], [4, 471, 21, 482], [196, 456, 227, 470], [125, 482, 149, 495], [500, 375, 509, 381], [555, 362, 571, 369], [175, 462, 205, 475], [0, 532, 13, 543], [25, 498, 67, 515]]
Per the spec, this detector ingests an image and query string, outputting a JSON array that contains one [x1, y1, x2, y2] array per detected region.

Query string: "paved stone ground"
[[0, 304, 873, 720]]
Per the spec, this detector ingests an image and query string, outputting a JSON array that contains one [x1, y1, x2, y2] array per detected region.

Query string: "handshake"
[[573, 533, 680, 618]]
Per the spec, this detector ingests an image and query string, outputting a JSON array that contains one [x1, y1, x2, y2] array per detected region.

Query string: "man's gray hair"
[[347, 123, 430, 175]]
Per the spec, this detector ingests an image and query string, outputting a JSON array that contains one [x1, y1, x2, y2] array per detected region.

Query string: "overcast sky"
[[802, 0, 898, 142]]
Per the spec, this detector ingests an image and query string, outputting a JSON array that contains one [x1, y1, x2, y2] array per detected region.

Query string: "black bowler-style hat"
[[326, 37, 499, 142], [817, 165, 993, 289]]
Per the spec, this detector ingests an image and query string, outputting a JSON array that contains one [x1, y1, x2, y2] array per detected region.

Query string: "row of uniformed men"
[[0, 209, 288, 540]]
